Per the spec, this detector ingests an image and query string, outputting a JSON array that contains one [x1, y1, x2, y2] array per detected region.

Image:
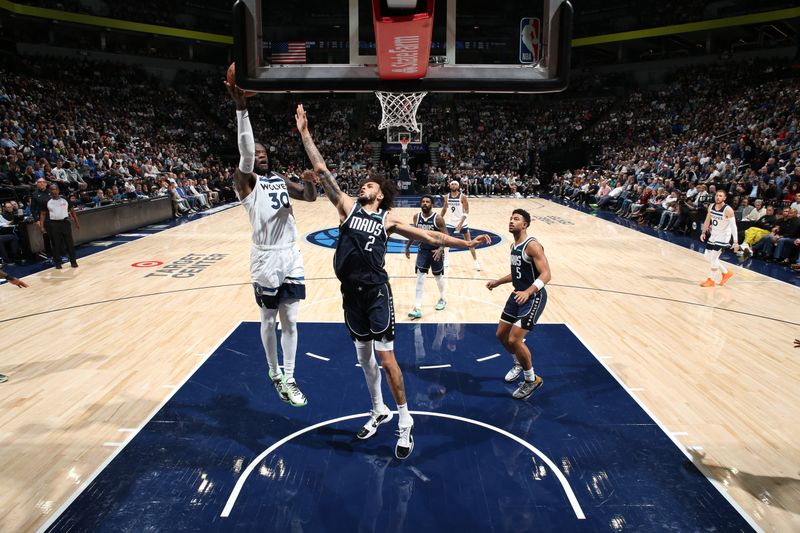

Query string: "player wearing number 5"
[[296, 104, 490, 459], [226, 80, 317, 407], [487, 209, 551, 400]]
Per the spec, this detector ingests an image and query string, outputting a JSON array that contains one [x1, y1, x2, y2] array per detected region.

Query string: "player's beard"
[[358, 191, 378, 206], [421, 205, 432, 215]]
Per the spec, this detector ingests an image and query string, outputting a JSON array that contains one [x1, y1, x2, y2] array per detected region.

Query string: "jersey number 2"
[[364, 236, 375, 251]]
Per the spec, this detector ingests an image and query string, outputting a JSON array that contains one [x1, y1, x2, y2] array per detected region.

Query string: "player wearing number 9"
[[225, 78, 318, 408]]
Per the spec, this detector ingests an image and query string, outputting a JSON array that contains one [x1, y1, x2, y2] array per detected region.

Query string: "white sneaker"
[[283, 378, 308, 407], [356, 406, 393, 440], [474, 260, 481, 271], [268, 369, 290, 404], [395, 423, 414, 460], [504, 363, 523, 383]]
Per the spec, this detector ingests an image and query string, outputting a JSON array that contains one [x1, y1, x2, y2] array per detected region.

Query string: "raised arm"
[[224, 81, 255, 199], [295, 104, 353, 221]]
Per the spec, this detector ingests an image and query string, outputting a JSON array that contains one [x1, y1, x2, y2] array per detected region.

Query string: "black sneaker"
[[356, 407, 393, 440], [395, 424, 414, 460]]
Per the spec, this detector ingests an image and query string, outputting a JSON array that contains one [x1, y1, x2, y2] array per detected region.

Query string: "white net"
[[375, 91, 427, 133]]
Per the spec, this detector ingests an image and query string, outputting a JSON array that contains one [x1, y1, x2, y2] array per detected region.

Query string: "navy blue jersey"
[[510, 237, 540, 291], [414, 211, 440, 251], [335, 204, 389, 286]]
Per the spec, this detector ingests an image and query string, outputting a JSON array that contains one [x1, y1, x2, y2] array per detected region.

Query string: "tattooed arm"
[[295, 104, 354, 221]]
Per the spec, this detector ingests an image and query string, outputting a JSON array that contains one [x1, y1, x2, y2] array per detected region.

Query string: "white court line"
[[419, 364, 452, 370], [354, 364, 383, 369], [476, 353, 501, 362], [102, 442, 124, 447], [306, 352, 330, 361], [563, 322, 762, 532], [36, 321, 245, 533], [220, 410, 585, 520]]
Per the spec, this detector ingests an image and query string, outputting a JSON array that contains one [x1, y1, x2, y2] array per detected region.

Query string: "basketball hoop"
[[375, 91, 427, 133], [399, 138, 410, 154]]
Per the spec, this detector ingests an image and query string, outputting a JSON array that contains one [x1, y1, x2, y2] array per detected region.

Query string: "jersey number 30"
[[269, 192, 290, 209]]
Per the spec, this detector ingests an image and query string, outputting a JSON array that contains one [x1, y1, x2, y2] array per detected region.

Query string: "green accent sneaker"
[[268, 369, 290, 404], [283, 378, 308, 407], [435, 298, 447, 311], [408, 308, 422, 319]]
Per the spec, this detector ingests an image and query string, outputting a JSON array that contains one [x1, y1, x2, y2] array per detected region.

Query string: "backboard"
[[233, 0, 572, 93]]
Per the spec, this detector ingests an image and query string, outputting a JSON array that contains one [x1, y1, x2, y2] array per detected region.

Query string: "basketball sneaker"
[[720, 271, 734, 286], [435, 298, 447, 311], [283, 378, 307, 407], [699, 278, 715, 287], [357, 406, 393, 440], [512, 375, 543, 400], [395, 423, 414, 460], [504, 363, 523, 383], [408, 308, 422, 319], [268, 369, 290, 404]]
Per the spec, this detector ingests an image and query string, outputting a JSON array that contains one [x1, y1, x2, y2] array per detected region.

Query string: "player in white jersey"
[[440, 180, 481, 271], [226, 80, 318, 406], [700, 190, 739, 287]]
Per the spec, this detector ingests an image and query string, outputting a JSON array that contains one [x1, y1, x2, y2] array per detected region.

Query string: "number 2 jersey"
[[241, 171, 297, 247], [335, 203, 389, 286]]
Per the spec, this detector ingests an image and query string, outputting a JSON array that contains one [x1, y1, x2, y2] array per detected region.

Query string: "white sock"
[[278, 300, 299, 381], [704, 250, 717, 279], [259, 307, 280, 377], [355, 340, 384, 411], [435, 274, 446, 298], [414, 271, 425, 309], [523, 368, 536, 381], [714, 253, 728, 274], [397, 403, 413, 428]]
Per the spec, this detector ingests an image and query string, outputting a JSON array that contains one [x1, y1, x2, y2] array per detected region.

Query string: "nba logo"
[[519, 17, 541, 64]]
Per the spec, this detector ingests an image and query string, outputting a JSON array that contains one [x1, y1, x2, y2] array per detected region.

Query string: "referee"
[[40, 183, 80, 269]]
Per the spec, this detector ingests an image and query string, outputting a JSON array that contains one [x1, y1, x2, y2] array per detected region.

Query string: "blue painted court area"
[[45, 323, 753, 532]]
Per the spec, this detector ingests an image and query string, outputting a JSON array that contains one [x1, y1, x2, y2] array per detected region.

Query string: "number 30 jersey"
[[241, 172, 297, 247], [335, 203, 389, 286]]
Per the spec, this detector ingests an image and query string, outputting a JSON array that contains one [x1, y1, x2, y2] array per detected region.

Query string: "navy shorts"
[[253, 281, 305, 309], [416, 247, 444, 275], [500, 288, 547, 331], [341, 283, 396, 342]]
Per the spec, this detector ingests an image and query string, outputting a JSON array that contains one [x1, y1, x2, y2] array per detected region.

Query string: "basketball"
[[226, 63, 256, 96]]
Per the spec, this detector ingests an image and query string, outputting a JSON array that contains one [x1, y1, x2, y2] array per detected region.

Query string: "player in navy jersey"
[[296, 104, 489, 459], [404, 195, 449, 319], [227, 81, 318, 407], [486, 209, 551, 400]]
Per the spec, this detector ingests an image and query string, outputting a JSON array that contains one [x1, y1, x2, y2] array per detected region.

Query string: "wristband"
[[533, 279, 545, 291]]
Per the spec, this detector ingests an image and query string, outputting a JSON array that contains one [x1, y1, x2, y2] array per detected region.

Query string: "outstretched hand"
[[300, 170, 319, 185], [295, 104, 308, 134], [224, 80, 251, 110], [795, 339, 800, 348], [467, 234, 491, 247]]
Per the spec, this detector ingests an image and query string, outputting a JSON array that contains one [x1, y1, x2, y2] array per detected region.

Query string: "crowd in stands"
[[3, 50, 799, 272], [549, 59, 800, 269]]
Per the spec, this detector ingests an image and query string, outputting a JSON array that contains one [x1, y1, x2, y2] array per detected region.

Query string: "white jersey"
[[445, 191, 466, 227], [241, 172, 297, 248], [708, 203, 733, 246]]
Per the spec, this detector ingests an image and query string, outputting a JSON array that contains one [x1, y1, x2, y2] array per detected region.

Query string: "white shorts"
[[250, 243, 305, 308]]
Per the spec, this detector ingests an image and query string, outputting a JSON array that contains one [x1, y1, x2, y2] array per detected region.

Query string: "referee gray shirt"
[[47, 197, 70, 221]]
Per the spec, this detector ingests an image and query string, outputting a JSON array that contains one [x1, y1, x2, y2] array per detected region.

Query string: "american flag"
[[271, 41, 307, 64]]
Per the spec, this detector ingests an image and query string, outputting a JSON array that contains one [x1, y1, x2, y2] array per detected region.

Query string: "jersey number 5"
[[269, 192, 290, 209]]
